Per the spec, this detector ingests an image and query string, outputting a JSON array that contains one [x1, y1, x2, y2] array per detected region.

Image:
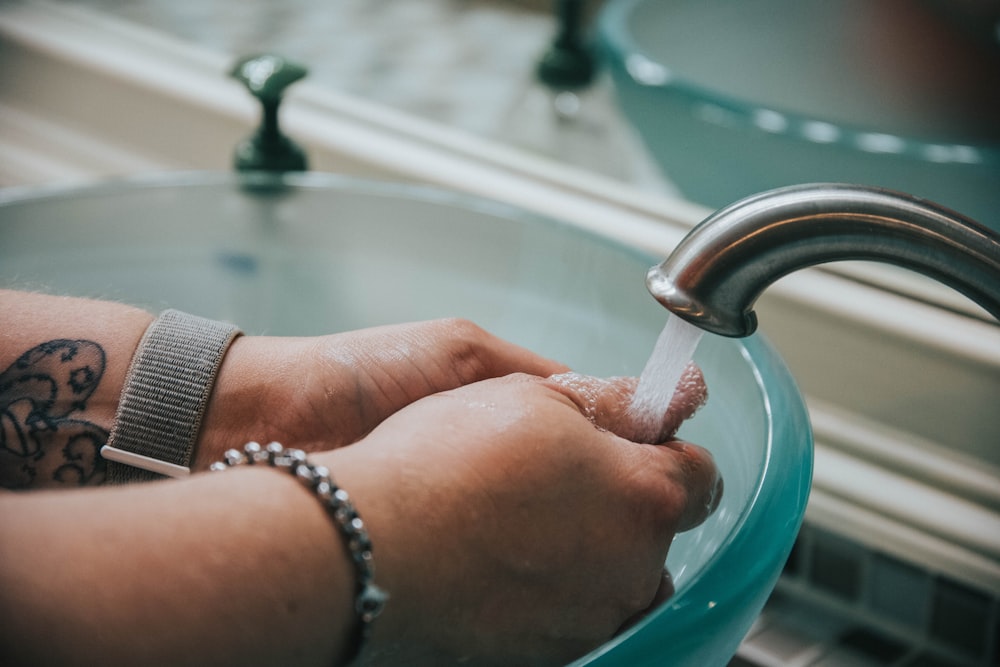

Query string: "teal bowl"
[[596, 0, 1000, 231], [0, 172, 812, 665]]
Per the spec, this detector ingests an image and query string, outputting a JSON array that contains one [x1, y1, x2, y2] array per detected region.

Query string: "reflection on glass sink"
[[0, 172, 811, 666], [597, 0, 1000, 231]]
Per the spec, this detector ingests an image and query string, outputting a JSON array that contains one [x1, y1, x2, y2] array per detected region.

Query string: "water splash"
[[628, 315, 704, 442]]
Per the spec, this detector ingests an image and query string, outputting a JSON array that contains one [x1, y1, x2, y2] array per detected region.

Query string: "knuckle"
[[627, 450, 690, 530], [438, 316, 488, 341], [437, 318, 498, 380]]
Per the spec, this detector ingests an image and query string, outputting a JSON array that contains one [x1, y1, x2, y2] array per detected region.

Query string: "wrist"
[[194, 335, 360, 470], [191, 336, 252, 470], [192, 336, 284, 470], [211, 442, 388, 663]]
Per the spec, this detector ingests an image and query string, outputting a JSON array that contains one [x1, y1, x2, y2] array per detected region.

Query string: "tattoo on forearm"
[[1, 340, 108, 489]]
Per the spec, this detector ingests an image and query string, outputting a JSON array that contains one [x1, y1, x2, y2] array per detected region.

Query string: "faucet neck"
[[648, 184, 1000, 337]]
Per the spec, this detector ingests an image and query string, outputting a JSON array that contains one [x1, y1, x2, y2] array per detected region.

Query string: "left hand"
[[194, 319, 567, 469]]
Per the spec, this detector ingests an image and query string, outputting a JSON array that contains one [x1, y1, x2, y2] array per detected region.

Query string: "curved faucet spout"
[[647, 183, 1000, 337]]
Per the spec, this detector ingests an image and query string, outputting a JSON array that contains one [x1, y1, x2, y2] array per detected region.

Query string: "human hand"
[[323, 370, 720, 666], [194, 319, 566, 469]]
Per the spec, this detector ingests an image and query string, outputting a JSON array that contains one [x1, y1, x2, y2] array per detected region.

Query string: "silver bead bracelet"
[[211, 441, 388, 663]]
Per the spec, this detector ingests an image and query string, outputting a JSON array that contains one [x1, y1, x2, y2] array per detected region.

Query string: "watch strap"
[[103, 309, 242, 483]]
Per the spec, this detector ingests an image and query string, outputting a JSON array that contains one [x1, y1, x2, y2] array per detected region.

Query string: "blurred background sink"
[[597, 0, 1000, 231]]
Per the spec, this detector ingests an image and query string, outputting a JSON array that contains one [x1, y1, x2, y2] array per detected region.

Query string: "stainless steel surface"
[[646, 183, 1000, 337]]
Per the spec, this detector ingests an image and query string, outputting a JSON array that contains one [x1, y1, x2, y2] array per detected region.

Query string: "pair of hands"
[[198, 318, 721, 666]]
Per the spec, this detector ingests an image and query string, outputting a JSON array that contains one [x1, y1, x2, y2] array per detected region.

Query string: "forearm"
[[0, 290, 154, 488], [0, 466, 356, 666]]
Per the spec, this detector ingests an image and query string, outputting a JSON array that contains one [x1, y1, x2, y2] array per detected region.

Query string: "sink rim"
[[0, 169, 814, 665]]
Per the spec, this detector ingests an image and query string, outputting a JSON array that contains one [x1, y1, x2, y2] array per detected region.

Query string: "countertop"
[[49, 0, 674, 193]]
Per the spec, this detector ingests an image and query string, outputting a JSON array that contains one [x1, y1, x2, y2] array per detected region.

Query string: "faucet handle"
[[230, 54, 309, 173], [536, 0, 596, 90]]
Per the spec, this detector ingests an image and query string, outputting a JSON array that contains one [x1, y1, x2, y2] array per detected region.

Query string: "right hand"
[[323, 370, 722, 666]]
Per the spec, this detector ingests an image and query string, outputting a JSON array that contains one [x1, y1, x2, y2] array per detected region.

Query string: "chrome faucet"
[[646, 183, 1000, 337]]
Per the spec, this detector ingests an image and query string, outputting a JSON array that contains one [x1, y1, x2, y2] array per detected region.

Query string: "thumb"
[[542, 364, 708, 444]]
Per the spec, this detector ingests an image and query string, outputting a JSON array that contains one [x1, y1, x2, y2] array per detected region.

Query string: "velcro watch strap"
[[103, 309, 242, 484]]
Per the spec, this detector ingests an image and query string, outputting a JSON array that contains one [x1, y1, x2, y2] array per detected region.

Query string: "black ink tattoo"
[[0, 340, 108, 489]]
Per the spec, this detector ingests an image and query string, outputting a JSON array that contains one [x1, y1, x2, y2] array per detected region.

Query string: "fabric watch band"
[[103, 309, 242, 484]]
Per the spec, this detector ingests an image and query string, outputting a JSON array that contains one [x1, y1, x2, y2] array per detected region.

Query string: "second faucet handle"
[[230, 54, 309, 173]]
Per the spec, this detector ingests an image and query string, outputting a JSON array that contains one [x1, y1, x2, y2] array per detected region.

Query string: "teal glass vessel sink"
[[0, 172, 812, 665], [597, 0, 1000, 231]]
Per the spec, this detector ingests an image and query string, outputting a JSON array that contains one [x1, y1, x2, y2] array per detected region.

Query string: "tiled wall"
[[737, 525, 999, 666]]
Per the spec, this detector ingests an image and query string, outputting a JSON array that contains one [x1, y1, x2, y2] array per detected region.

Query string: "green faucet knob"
[[536, 0, 596, 90], [230, 54, 309, 173]]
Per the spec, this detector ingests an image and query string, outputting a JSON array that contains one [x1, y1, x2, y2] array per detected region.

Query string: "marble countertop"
[[51, 0, 674, 192]]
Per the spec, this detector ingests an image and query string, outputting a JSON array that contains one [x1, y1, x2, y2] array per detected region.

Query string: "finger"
[[497, 373, 722, 531], [540, 374, 636, 430], [616, 569, 675, 635], [657, 439, 724, 532], [656, 363, 708, 443], [405, 319, 570, 381], [473, 333, 571, 379], [543, 365, 707, 444], [537, 372, 721, 530]]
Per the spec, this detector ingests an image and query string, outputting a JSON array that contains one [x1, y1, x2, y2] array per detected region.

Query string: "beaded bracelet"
[[211, 441, 388, 663]]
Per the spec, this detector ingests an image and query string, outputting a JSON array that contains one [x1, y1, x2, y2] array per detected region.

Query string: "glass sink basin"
[[0, 172, 812, 666], [597, 0, 1000, 231]]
